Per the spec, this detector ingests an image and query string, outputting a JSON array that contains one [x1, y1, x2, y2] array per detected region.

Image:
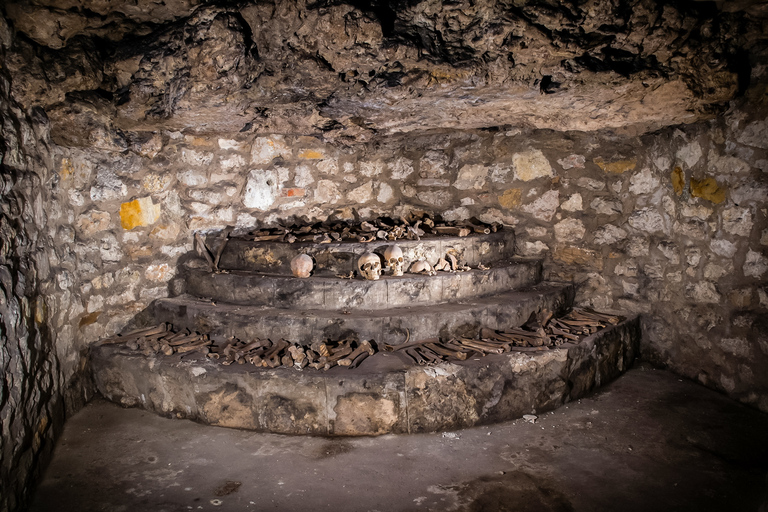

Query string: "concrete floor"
[[30, 364, 768, 512]]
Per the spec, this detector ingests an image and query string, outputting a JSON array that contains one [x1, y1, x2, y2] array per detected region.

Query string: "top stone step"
[[216, 230, 515, 275]]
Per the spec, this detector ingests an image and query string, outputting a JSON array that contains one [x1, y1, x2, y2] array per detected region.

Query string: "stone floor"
[[30, 363, 768, 512]]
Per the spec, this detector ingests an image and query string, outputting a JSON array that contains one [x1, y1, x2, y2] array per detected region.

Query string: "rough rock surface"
[[90, 319, 640, 435], [0, 2, 767, 512], [4, 0, 767, 140]]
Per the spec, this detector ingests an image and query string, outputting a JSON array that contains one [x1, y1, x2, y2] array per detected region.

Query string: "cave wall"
[[0, 1, 767, 511], [0, 17, 94, 512]]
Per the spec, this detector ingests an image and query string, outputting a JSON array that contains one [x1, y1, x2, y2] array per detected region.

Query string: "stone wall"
[[46, 94, 768, 413], [0, 17, 93, 512]]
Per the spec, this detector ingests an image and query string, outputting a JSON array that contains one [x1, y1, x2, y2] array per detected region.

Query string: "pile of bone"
[[210, 335, 375, 371], [296, 245, 479, 280], [245, 213, 501, 244], [98, 323, 212, 356], [386, 308, 623, 365]]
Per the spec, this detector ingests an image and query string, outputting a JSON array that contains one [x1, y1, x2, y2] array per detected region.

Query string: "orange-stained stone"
[[690, 177, 726, 204], [594, 157, 637, 174], [120, 197, 161, 230], [672, 166, 685, 196], [499, 188, 522, 209], [281, 188, 306, 197], [298, 150, 324, 159]]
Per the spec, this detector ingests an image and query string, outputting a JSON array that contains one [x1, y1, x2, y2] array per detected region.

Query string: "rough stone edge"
[[183, 258, 543, 309], [90, 317, 640, 436]]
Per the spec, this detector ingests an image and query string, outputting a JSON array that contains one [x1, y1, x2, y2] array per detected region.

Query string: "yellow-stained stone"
[[120, 197, 161, 230], [427, 68, 468, 85], [34, 296, 46, 324], [59, 157, 74, 180], [672, 166, 685, 196], [298, 150, 324, 159], [78, 311, 100, 328], [594, 157, 637, 174], [499, 188, 522, 209], [185, 135, 212, 147], [690, 177, 726, 204], [553, 246, 603, 269]]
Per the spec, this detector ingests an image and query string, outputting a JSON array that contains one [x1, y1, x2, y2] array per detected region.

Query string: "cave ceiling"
[[4, 0, 768, 145]]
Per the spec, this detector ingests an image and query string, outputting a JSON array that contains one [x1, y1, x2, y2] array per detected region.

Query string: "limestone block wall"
[[46, 96, 768, 414]]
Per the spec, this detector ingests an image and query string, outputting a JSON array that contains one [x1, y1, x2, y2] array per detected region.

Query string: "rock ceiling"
[[4, 0, 768, 144]]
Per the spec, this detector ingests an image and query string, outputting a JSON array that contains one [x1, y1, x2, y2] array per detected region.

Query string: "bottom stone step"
[[91, 317, 640, 435], [148, 281, 574, 346]]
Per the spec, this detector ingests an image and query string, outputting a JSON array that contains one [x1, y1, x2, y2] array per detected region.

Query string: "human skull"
[[291, 254, 314, 278], [357, 252, 382, 280], [384, 244, 405, 276]]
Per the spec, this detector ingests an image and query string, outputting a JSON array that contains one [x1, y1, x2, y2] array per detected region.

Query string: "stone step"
[[216, 229, 515, 274], [182, 258, 542, 309], [149, 281, 574, 346], [91, 317, 640, 435]]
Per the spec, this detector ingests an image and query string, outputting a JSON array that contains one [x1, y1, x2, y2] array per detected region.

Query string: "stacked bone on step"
[[97, 323, 212, 356], [244, 213, 502, 243], [385, 308, 623, 365], [99, 308, 620, 369], [209, 335, 375, 370]]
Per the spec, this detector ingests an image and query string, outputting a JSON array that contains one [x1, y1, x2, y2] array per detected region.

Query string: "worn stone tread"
[[183, 258, 542, 309], [151, 281, 574, 345], [91, 317, 639, 435]]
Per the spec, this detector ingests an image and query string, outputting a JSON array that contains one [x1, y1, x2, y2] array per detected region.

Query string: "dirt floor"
[[29, 363, 768, 512]]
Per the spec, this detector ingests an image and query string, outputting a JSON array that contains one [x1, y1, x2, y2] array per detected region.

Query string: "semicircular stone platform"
[[91, 228, 641, 435], [92, 319, 639, 435]]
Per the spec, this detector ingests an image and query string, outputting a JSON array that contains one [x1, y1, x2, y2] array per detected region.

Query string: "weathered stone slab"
[[91, 318, 640, 435], [184, 259, 542, 309], [150, 282, 574, 346]]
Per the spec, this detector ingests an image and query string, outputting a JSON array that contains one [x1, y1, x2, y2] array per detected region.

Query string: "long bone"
[[337, 340, 375, 366]]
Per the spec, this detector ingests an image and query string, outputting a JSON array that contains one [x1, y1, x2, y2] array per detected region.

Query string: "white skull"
[[291, 254, 314, 278], [357, 252, 382, 280], [384, 244, 405, 276]]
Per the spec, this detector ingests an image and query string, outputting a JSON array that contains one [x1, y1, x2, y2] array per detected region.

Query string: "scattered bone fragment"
[[447, 253, 458, 271], [337, 340, 375, 366], [288, 345, 307, 368], [404, 347, 427, 365], [195, 232, 216, 272], [409, 260, 435, 275], [434, 258, 450, 272], [348, 350, 370, 369], [212, 227, 232, 271]]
